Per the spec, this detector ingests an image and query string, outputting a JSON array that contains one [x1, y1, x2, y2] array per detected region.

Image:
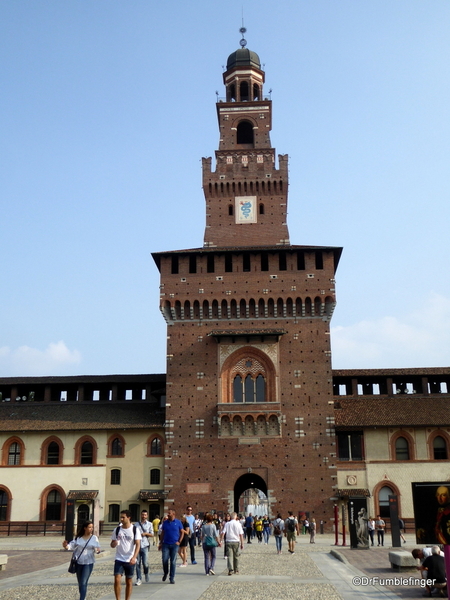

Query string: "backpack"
[[115, 525, 137, 541], [287, 518, 296, 532], [273, 520, 282, 535]]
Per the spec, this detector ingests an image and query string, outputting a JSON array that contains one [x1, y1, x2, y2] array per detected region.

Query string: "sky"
[[1, 1, 450, 377]]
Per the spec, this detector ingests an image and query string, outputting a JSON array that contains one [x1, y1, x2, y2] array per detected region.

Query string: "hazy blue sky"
[[2, 1, 450, 376]]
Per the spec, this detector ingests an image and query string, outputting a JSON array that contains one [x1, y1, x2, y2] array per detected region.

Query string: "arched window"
[[232, 360, 266, 403], [222, 347, 276, 405], [3, 437, 24, 466], [111, 469, 121, 485], [46, 489, 62, 520], [150, 469, 161, 485], [237, 121, 254, 145], [75, 436, 97, 465], [378, 486, 394, 518], [81, 442, 93, 464], [8, 442, 21, 465], [149, 437, 163, 456], [47, 442, 60, 465], [395, 436, 410, 460], [433, 436, 448, 460], [108, 434, 125, 457], [41, 436, 63, 465], [240, 81, 249, 101], [0, 487, 11, 521]]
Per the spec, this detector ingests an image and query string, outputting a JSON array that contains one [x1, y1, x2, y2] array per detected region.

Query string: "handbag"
[[68, 535, 93, 573], [204, 534, 218, 547]]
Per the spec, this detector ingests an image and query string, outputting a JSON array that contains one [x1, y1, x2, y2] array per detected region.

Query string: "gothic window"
[[149, 437, 163, 456], [47, 442, 60, 465], [232, 359, 266, 403], [8, 442, 21, 465], [46, 489, 62, 520], [110, 437, 123, 456], [0, 488, 9, 521], [378, 486, 394, 518], [395, 436, 410, 460], [433, 436, 448, 460]]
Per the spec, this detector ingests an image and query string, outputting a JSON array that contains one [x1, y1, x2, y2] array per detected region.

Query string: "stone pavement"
[[0, 533, 430, 600]]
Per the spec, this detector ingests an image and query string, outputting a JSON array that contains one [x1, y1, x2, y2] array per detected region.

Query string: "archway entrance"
[[234, 473, 268, 515], [77, 503, 90, 523]]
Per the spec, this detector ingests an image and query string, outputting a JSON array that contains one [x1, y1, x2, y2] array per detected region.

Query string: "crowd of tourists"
[[62, 507, 318, 600]]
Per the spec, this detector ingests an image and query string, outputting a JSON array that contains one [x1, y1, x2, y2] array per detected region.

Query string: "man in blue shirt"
[[184, 506, 197, 564], [158, 509, 184, 584]]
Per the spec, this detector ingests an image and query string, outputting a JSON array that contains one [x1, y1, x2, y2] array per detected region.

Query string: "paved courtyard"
[[0, 533, 427, 600]]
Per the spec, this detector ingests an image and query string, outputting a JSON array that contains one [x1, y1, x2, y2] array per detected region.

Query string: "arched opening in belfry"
[[234, 473, 268, 515], [240, 81, 249, 101], [237, 121, 254, 146]]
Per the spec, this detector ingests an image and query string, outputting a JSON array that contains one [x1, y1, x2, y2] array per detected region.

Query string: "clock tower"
[[153, 35, 342, 523]]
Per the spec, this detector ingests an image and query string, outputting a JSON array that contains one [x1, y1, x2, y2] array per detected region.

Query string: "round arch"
[[233, 473, 267, 514]]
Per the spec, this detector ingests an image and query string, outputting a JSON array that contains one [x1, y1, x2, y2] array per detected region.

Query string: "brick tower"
[[153, 38, 342, 524]]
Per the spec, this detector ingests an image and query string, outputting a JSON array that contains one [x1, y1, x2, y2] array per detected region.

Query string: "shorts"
[[114, 560, 135, 579], [286, 531, 296, 542]]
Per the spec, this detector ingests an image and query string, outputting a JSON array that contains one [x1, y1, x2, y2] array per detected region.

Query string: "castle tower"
[[153, 36, 342, 524]]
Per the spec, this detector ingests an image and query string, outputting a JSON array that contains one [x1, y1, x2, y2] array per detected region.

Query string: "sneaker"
[[234, 570, 239, 574], [162, 574, 167, 582], [192, 560, 197, 565], [170, 580, 175, 584], [135, 580, 142, 586], [228, 571, 233, 576], [209, 569, 215, 575], [145, 574, 149, 583], [180, 564, 187, 567]]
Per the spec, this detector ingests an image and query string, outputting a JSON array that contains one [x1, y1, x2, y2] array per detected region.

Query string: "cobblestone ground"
[[198, 542, 343, 600]]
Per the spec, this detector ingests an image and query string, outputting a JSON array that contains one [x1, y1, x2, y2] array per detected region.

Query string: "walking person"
[[285, 511, 298, 554], [368, 516, 375, 546], [262, 515, 271, 544], [178, 516, 190, 567], [110, 510, 141, 600], [152, 515, 160, 546], [159, 508, 184, 584], [134, 510, 153, 585], [194, 513, 203, 546], [244, 513, 254, 543], [201, 512, 221, 575], [254, 516, 263, 543], [375, 514, 385, 546], [309, 518, 316, 543], [273, 513, 284, 554], [220, 512, 244, 575], [184, 506, 198, 564], [63, 520, 100, 600], [222, 513, 231, 559]]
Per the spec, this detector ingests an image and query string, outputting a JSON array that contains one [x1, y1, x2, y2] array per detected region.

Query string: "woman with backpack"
[[272, 513, 284, 554]]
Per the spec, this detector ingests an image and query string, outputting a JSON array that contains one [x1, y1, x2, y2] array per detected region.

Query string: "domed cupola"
[[226, 47, 261, 70], [223, 28, 265, 102]]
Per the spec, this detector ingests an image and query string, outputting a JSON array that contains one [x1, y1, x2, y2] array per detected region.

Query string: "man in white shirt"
[[134, 510, 153, 585], [220, 512, 244, 576], [111, 510, 141, 600]]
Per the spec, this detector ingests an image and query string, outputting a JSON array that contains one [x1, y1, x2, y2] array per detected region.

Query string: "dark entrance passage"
[[234, 473, 267, 513]]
